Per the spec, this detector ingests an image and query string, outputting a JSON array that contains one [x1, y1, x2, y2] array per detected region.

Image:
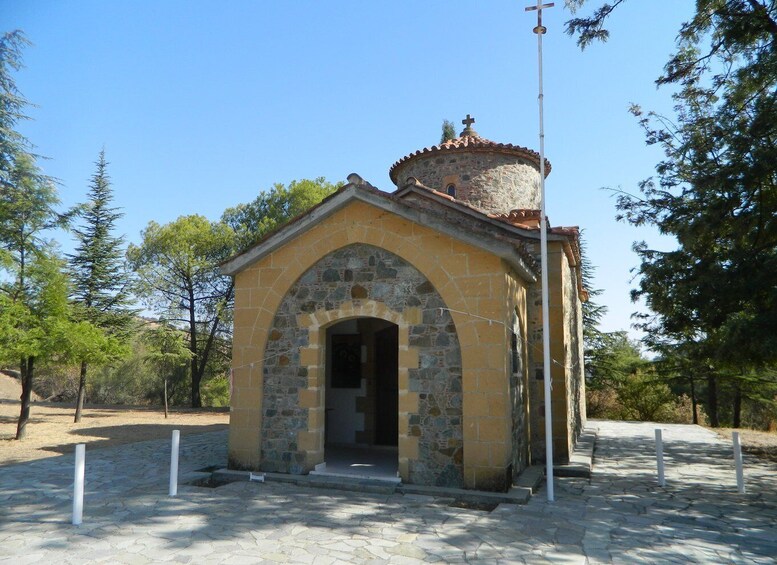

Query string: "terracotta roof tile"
[[389, 133, 551, 184]]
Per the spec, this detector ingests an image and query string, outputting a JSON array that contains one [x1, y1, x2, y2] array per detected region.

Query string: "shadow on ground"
[[1, 422, 775, 563]]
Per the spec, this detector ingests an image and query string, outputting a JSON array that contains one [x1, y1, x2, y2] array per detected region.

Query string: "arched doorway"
[[322, 317, 398, 480]]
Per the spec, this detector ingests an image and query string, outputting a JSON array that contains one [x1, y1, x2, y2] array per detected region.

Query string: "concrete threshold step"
[[211, 468, 532, 504], [398, 483, 531, 505]]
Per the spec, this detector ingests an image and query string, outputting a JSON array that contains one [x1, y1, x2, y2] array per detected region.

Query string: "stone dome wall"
[[392, 151, 542, 215]]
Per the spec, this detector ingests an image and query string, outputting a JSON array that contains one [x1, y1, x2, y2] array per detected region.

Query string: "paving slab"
[[1, 420, 775, 563]]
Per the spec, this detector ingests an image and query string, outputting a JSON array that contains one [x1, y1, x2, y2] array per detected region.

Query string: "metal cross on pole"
[[525, 0, 555, 503]]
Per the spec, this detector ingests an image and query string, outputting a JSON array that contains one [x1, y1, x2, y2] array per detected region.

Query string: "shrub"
[[201, 375, 230, 407]]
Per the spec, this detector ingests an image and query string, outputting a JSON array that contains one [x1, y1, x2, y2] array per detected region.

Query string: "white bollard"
[[169, 429, 180, 496], [72, 443, 85, 526], [733, 431, 745, 494], [655, 428, 666, 487]]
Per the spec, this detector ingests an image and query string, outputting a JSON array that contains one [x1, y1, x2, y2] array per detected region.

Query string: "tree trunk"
[[188, 286, 202, 408], [689, 376, 698, 425], [733, 381, 742, 429], [74, 360, 88, 423], [707, 374, 719, 428], [191, 358, 202, 408], [164, 377, 169, 419], [16, 357, 34, 440]]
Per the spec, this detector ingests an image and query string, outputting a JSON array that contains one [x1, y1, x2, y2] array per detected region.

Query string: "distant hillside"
[[0, 371, 41, 402]]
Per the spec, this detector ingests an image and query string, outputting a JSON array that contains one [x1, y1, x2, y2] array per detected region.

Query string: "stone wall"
[[261, 243, 464, 487], [228, 198, 529, 491], [563, 255, 586, 442], [392, 151, 541, 214], [507, 274, 530, 481], [528, 240, 578, 464]]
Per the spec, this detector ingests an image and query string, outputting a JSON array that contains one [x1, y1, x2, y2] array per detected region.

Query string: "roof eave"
[[220, 183, 538, 284]]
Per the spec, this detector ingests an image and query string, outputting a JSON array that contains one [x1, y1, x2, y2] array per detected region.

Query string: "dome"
[[389, 116, 551, 215]]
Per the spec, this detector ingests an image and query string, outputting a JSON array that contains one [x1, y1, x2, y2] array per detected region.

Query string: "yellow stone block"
[[297, 430, 321, 452], [233, 309, 257, 332], [308, 407, 325, 430], [235, 386, 261, 409], [490, 349, 509, 371], [468, 393, 489, 417], [399, 436, 419, 460], [307, 366, 324, 388], [398, 391, 419, 413], [489, 441, 509, 466], [230, 409, 248, 429], [478, 417, 507, 442], [398, 369, 409, 391], [462, 371, 479, 393], [298, 388, 320, 409], [234, 290, 251, 310], [398, 458, 410, 481], [399, 348, 419, 368], [487, 394, 508, 418], [299, 347, 320, 366], [467, 252, 500, 275], [475, 298, 504, 322], [258, 268, 284, 287], [478, 370, 507, 394], [404, 307, 422, 325], [469, 443, 491, 467], [463, 421, 478, 441]]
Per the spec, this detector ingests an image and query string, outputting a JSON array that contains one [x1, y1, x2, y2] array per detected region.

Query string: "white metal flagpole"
[[525, 0, 555, 503]]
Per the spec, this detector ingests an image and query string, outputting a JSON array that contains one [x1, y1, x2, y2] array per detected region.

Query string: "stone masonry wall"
[[528, 241, 575, 464], [563, 255, 586, 442], [392, 151, 541, 214], [507, 276, 530, 481], [261, 243, 464, 487]]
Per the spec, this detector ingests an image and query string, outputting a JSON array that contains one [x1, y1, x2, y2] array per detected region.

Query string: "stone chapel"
[[221, 116, 587, 492]]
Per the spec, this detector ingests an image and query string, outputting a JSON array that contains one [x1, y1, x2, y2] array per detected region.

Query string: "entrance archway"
[[322, 317, 398, 480]]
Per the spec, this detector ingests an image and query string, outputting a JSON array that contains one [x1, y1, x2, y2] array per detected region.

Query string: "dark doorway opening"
[[321, 317, 398, 480], [375, 324, 398, 446]]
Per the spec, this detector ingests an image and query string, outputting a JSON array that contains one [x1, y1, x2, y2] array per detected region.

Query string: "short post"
[[169, 429, 180, 496], [655, 428, 665, 487], [72, 443, 85, 526], [733, 431, 745, 494]]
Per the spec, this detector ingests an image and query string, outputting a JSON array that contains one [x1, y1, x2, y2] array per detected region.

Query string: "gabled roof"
[[220, 174, 541, 282]]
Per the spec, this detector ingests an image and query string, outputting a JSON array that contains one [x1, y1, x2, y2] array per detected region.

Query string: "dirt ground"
[[714, 427, 777, 464], [0, 373, 228, 467], [1, 373, 775, 468]]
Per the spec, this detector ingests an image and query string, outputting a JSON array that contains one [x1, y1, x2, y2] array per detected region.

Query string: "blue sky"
[[2, 0, 695, 339]]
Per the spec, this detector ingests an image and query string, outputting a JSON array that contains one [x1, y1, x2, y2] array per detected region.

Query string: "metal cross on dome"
[[462, 114, 475, 128], [525, 1, 554, 34]]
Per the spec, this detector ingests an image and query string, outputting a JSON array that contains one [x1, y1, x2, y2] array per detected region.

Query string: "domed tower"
[[389, 115, 550, 215]]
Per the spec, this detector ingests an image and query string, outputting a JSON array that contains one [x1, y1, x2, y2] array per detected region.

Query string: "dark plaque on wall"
[[331, 334, 362, 388]]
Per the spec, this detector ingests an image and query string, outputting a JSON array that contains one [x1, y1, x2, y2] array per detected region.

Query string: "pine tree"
[[440, 120, 457, 143], [128, 215, 236, 408], [68, 150, 133, 422], [567, 1, 777, 425]]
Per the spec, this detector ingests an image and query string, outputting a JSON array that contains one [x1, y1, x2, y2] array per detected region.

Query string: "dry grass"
[[713, 427, 777, 464], [0, 374, 228, 467]]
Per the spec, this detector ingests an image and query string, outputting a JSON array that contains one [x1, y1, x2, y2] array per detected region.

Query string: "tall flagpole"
[[525, 0, 555, 503]]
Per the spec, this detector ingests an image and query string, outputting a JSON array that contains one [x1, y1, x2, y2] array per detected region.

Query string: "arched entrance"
[[321, 317, 399, 480], [261, 243, 464, 487]]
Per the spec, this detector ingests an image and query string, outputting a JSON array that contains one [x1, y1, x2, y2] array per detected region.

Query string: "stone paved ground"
[[1, 420, 775, 564]]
